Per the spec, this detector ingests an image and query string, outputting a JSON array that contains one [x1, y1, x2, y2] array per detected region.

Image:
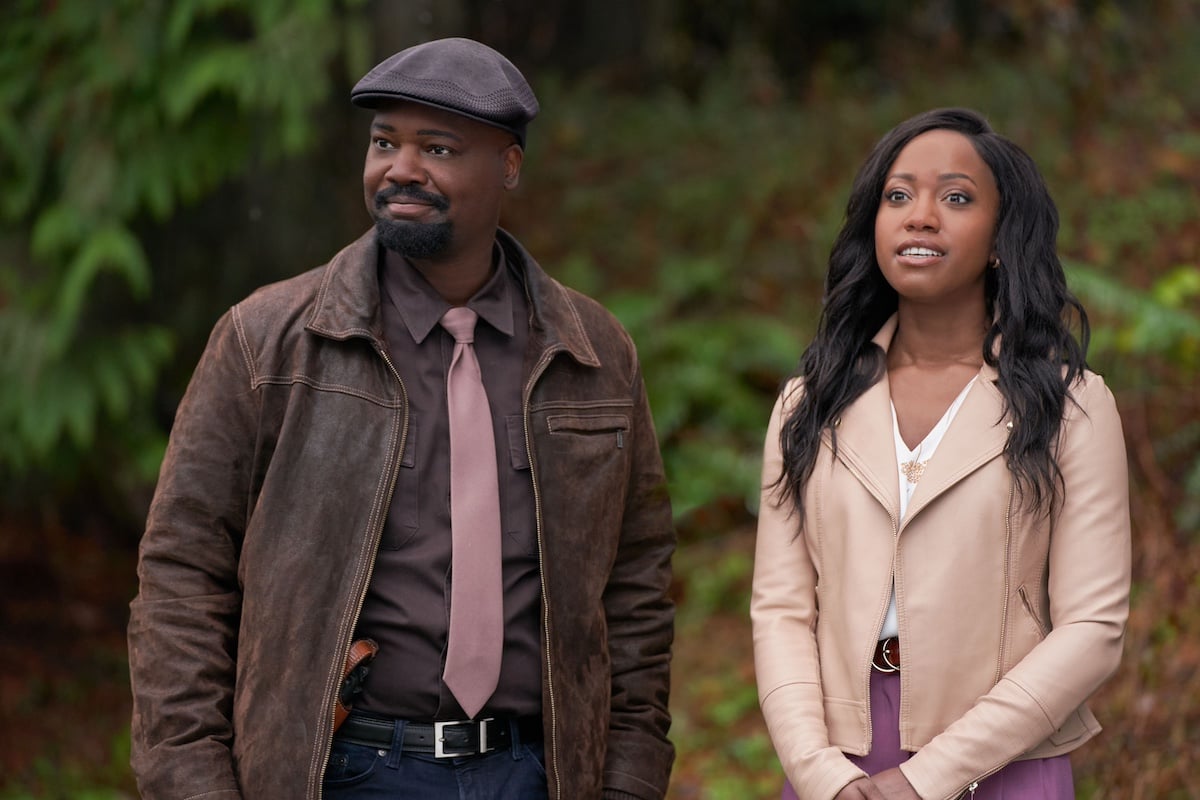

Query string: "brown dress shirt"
[[354, 243, 541, 720]]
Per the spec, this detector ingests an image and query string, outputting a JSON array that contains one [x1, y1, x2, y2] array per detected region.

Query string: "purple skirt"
[[781, 670, 1074, 799]]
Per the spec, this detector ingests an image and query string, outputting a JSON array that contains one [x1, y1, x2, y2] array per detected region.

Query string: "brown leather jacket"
[[128, 229, 676, 800]]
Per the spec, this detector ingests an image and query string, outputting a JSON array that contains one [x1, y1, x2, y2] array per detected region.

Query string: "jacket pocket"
[[544, 411, 632, 486], [504, 414, 536, 557], [1017, 584, 1048, 639], [533, 401, 635, 538], [381, 420, 419, 549], [546, 413, 630, 448]]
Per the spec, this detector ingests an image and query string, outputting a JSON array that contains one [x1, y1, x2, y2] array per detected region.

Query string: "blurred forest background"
[[2, 0, 1198, 797]]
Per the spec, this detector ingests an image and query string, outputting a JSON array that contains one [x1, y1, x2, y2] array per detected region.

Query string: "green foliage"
[[513, 1, 1200, 530], [0, 1, 1197, 797], [0, 749, 129, 800], [1068, 264, 1200, 371], [604, 258, 799, 517], [519, 75, 838, 518], [0, 0, 370, 484], [517, 11, 1200, 795], [1067, 263, 1200, 531], [0, 650, 135, 799], [1081, 185, 1200, 268]]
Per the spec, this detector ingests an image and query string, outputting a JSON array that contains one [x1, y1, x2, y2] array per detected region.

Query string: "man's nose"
[[383, 145, 426, 185]]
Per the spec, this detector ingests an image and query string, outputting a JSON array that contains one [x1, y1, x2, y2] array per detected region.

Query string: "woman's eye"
[[946, 190, 971, 204], [884, 189, 908, 202]]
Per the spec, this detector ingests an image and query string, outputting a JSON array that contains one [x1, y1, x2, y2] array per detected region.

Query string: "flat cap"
[[351, 38, 539, 147]]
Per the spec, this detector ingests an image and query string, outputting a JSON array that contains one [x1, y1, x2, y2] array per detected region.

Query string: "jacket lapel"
[[830, 374, 902, 520], [302, 227, 602, 370], [827, 315, 1013, 527], [497, 228, 602, 369], [826, 316, 902, 518], [901, 361, 1010, 530], [305, 229, 386, 343]]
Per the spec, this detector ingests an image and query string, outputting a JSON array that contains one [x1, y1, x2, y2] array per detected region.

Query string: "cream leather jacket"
[[752, 318, 1130, 800]]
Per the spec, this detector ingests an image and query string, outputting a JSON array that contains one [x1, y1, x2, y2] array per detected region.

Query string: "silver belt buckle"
[[434, 718, 495, 758], [872, 637, 899, 673]]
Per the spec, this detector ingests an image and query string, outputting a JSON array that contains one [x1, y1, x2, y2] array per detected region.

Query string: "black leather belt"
[[336, 711, 542, 758]]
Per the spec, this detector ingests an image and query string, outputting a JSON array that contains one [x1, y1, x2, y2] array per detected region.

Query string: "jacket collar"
[[304, 227, 600, 369], [496, 228, 601, 368], [831, 313, 1010, 527]]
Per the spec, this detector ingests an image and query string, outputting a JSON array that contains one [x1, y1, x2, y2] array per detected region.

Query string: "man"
[[128, 38, 675, 800]]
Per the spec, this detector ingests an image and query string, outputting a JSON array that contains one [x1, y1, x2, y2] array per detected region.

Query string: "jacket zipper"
[[834, 451, 900, 754], [523, 348, 562, 800], [871, 506, 900, 750], [314, 345, 408, 799], [943, 476, 1018, 800], [945, 481, 1015, 800], [995, 479, 1015, 686], [837, 435, 1013, 798]]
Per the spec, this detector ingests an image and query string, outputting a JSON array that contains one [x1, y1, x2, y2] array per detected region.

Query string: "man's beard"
[[372, 185, 453, 258], [374, 216, 453, 259]]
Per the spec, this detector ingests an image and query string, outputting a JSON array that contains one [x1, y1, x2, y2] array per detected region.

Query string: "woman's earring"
[[990, 256, 1001, 270]]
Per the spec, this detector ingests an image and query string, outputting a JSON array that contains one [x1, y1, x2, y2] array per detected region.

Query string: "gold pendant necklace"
[[900, 458, 928, 483], [900, 436, 928, 484]]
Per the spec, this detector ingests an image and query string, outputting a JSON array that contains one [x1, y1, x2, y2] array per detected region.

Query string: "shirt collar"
[[381, 243, 516, 344]]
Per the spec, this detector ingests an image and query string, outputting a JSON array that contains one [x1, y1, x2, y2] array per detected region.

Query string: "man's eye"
[[427, 144, 452, 156], [373, 138, 395, 150]]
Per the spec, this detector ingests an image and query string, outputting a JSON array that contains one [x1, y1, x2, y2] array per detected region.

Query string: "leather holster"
[[334, 638, 379, 733]]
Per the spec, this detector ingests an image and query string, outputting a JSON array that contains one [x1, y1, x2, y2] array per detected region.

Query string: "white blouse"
[[878, 376, 978, 641]]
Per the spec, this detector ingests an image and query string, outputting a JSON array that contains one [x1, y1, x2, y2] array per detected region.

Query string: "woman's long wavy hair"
[[776, 108, 1089, 519]]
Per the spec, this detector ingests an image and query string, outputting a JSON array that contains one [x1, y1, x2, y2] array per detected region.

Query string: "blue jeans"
[[323, 720, 548, 800]]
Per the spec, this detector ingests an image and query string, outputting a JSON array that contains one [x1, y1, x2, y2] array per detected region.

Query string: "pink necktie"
[[439, 306, 503, 719]]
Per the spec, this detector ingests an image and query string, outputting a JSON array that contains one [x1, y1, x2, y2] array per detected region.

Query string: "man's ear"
[[502, 144, 523, 190]]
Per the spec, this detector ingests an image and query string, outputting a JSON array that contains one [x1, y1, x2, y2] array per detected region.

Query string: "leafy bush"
[[0, 0, 370, 490], [508, 12, 1200, 796], [1068, 263, 1200, 532], [513, 19, 1200, 526], [1, 1, 1198, 798]]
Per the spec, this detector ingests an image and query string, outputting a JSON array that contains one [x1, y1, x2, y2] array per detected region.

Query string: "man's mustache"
[[375, 185, 450, 212]]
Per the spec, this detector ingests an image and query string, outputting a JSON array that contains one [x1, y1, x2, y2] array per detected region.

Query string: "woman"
[[751, 108, 1130, 800]]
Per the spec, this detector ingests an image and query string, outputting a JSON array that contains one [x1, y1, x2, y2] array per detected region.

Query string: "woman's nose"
[[904, 195, 940, 231]]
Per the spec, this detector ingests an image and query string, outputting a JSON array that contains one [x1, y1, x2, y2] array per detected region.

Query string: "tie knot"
[[440, 306, 478, 344]]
